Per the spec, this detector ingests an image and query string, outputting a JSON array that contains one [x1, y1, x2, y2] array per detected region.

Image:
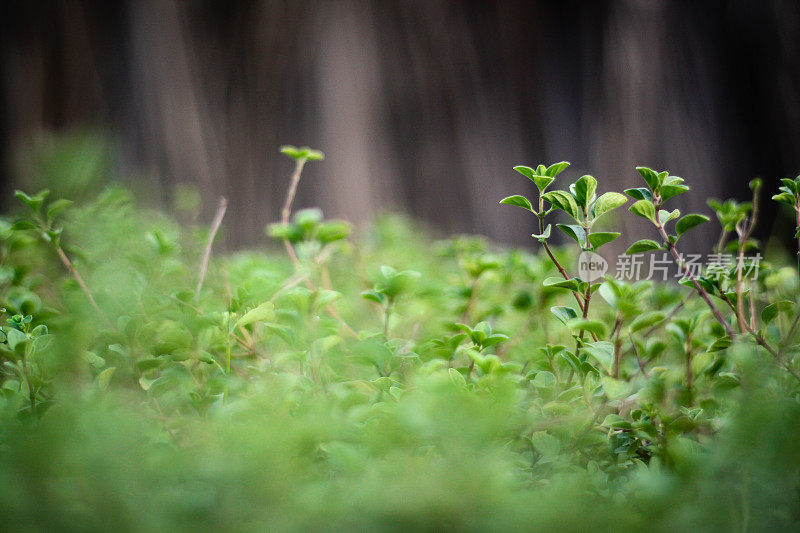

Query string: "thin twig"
[[629, 332, 649, 378], [195, 197, 227, 303], [278, 157, 358, 339], [54, 244, 109, 324], [654, 220, 735, 338]]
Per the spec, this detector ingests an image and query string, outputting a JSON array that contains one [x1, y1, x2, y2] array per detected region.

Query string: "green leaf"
[[707, 337, 732, 352], [567, 318, 607, 337], [530, 431, 561, 457], [773, 192, 796, 206], [236, 302, 276, 328], [542, 190, 580, 221], [534, 175, 555, 192], [593, 192, 627, 219], [512, 165, 536, 180], [660, 184, 690, 201], [294, 208, 323, 231], [658, 209, 681, 226], [5, 329, 26, 351], [280, 145, 324, 161], [602, 376, 631, 399], [550, 306, 578, 325], [46, 199, 73, 221], [531, 224, 551, 241], [629, 200, 656, 223], [543, 277, 582, 292], [14, 189, 49, 213], [601, 414, 631, 429], [545, 161, 570, 177], [624, 188, 653, 202], [629, 311, 665, 333], [499, 195, 534, 212], [532, 371, 557, 388], [582, 341, 613, 373], [625, 239, 663, 254], [780, 178, 798, 195], [448, 367, 467, 386], [95, 367, 116, 391], [636, 167, 661, 191], [676, 214, 710, 236], [762, 300, 794, 325], [587, 232, 620, 250], [316, 220, 352, 243], [556, 224, 587, 248], [573, 175, 597, 211]]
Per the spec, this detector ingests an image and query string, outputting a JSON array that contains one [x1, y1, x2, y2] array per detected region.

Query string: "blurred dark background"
[[1, 0, 799, 249]]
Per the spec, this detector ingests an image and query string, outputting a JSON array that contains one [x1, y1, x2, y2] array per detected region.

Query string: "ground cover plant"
[[0, 145, 799, 531]]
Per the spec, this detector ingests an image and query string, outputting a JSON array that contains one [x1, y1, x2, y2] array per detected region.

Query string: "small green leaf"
[[543, 277, 582, 292], [635, 167, 661, 191], [531, 224, 551, 241], [658, 209, 681, 225], [629, 200, 656, 223], [593, 192, 627, 219], [530, 431, 561, 457], [542, 190, 580, 221], [573, 175, 598, 211], [582, 341, 613, 373], [773, 192, 796, 206], [5, 329, 26, 351], [236, 302, 276, 328], [762, 300, 794, 325], [550, 306, 578, 325], [629, 311, 665, 333], [707, 337, 732, 352], [500, 195, 534, 212], [587, 232, 620, 250], [448, 367, 467, 386], [361, 290, 384, 304], [567, 318, 607, 337], [545, 161, 570, 177], [625, 239, 663, 254], [512, 165, 536, 180], [534, 175, 555, 192], [556, 224, 587, 248], [624, 188, 653, 202], [95, 367, 117, 391], [660, 184, 690, 201], [532, 371, 556, 388], [601, 414, 631, 429], [46, 199, 73, 221], [676, 214, 710, 236], [280, 145, 324, 161], [780, 179, 798, 195]]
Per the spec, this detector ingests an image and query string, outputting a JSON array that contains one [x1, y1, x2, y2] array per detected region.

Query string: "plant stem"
[[281, 158, 306, 265], [195, 196, 227, 303], [796, 201, 800, 282], [54, 243, 107, 322], [278, 157, 358, 339], [629, 332, 649, 378], [612, 317, 622, 378], [460, 276, 480, 322], [653, 221, 735, 338], [537, 214, 587, 315], [384, 301, 393, 339]]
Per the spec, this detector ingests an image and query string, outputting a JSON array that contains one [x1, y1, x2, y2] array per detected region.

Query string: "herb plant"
[[0, 145, 797, 531]]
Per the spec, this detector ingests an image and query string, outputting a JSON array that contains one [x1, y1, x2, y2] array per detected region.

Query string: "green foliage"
[[1, 149, 800, 530]]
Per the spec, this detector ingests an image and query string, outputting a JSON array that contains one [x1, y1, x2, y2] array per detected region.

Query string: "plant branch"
[[653, 221, 735, 338], [54, 244, 107, 323], [195, 196, 227, 303]]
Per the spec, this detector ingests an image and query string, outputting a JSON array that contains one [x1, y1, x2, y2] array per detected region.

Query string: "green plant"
[[0, 142, 799, 530]]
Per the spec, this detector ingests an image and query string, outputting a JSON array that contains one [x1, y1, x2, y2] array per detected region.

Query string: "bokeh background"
[[2, 0, 799, 250]]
